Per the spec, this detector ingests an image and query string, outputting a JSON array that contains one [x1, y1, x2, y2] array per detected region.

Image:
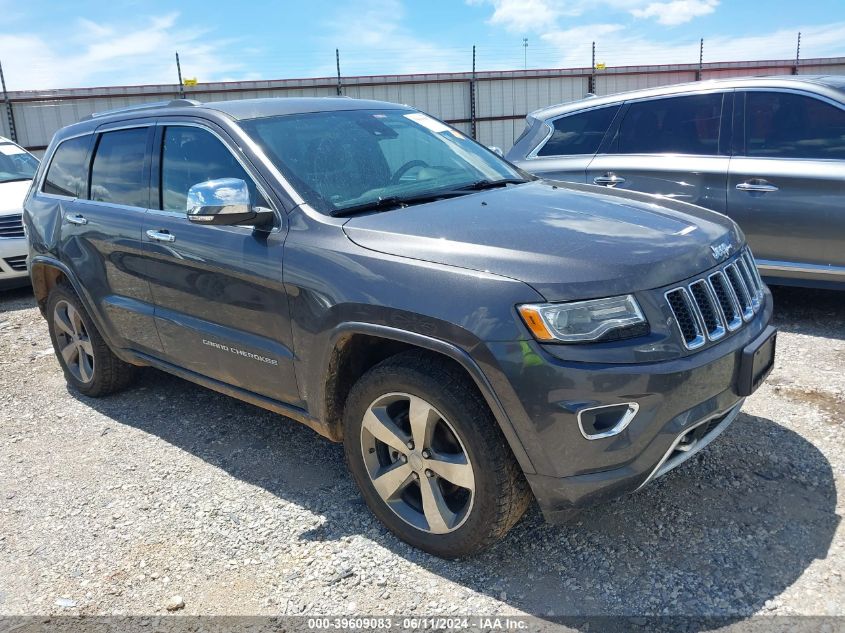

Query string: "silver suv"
[[507, 76, 845, 290]]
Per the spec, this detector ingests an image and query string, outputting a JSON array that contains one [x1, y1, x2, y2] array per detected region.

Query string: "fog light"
[[577, 403, 639, 440]]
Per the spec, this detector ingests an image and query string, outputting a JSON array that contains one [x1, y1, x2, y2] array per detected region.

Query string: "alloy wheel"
[[360, 392, 475, 534], [53, 299, 95, 383]]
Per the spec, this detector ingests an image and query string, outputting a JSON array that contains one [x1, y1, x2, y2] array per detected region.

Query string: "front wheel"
[[343, 351, 531, 558]]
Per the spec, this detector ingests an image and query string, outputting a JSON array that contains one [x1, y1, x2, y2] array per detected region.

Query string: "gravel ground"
[[0, 285, 843, 621]]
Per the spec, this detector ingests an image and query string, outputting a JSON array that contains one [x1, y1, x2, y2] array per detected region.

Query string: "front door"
[[726, 90, 845, 277], [142, 121, 300, 405], [586, 92, 731, 212]]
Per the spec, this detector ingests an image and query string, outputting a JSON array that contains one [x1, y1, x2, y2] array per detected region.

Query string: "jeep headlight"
[[518, 295, 648, 343]]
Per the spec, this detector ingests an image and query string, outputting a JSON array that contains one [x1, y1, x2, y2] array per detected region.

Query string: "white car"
[[0, 136, 38, 289]]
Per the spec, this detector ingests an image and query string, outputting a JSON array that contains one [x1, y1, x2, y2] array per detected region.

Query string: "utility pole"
[[589, 41, 596, 94], [0, 59, 18, 143], [793, 32, 801, 75], [470, 45, 477, 139], [697, 38, 704, 80], [336, 49, 343, 96], [175, 51, 185, 98], [522, 38, 528, 70]]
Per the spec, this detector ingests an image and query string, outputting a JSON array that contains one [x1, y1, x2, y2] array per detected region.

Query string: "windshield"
[[0, 143, 39, 184], [239, 109, 526, 214]]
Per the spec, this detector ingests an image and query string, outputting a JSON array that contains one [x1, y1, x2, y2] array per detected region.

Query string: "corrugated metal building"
[[3, 56, 844, 156]]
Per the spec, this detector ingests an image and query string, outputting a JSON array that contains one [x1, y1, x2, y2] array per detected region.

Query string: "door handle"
[[593, 173, 626, 187], [146, 229, 176, 243], [65, 213, 88, 226], [736, 180, 778, 193]]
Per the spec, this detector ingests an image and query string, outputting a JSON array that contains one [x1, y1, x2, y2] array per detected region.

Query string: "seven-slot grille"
[[665, 249, 765, 350], [0, 214, 25, 238]]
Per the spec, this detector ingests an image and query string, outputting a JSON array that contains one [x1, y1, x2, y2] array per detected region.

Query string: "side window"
[[43, 136, 91, 197], [89, 128, 150, 207], [745, 92, 845, 160], [161, 126, 265, 212], [537, 106, 620, 157], [617, 93, 722, 155]]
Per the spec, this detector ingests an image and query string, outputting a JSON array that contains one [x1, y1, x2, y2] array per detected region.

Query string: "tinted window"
[[161, 126, 264, 212], [745, 92, 845, 160], [90, 128, 149, 207], [617, 93, 722, 155], [537, 106, 619, 157], [43, 136, 90, 197]]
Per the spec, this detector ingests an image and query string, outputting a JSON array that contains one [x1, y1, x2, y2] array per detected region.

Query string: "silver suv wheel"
[[53, 299, 95, 384], [360, 392, 475, 534]]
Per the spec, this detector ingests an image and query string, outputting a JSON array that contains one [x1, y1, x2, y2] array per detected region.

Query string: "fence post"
[[589, 41, 596, 94], [793, 32, 801, 75], [336, 49, 343, 96], [175, 52, 185, 98], [696, 38, 704, 80], [0, 60, 18, 143], [470, 46, 477, 139]]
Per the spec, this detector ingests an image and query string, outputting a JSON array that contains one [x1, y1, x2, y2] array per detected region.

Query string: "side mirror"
[[186, 178, 273, 227], [488, 146, 504, 157]]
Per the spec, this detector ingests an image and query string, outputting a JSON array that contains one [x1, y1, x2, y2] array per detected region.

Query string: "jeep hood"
[[341, 180, 744, 301]]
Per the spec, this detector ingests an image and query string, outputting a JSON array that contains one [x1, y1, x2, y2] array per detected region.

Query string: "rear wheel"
[[343, 351, 531, 558], [46, 283, 136, 397]]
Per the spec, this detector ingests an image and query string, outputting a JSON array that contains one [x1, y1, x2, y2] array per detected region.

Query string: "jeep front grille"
[[0, 214, 25, 238], [666, 249, 764, 350]]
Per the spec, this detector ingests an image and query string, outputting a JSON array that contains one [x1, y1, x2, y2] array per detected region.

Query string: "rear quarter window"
[[43, 136, 92, 197]]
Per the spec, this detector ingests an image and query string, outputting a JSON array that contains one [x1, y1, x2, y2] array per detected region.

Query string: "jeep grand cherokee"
[[24, 97, 777, 558]]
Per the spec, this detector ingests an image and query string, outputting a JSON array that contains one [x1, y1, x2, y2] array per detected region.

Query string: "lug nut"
[[412, 472, 420, 480], [421, 450, 430, 459], [406, 441, 415, 450], [400, 454, 408, 464], [425, 469, 434, 478]]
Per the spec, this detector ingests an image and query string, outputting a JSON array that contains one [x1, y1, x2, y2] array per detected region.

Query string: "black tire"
[[343, 350, 531, 558], [46, 283, 136, 397]]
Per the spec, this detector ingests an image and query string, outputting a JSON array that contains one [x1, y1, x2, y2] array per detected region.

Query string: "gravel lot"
[[0, 285, 843, 622]]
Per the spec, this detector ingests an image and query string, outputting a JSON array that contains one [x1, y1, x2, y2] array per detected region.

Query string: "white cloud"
[[0, 13, 243, 90], [534, 21, 845, 69], [316, 0, 468, 75], [468, 0, 572, 33], [631, 0, 719, 26]]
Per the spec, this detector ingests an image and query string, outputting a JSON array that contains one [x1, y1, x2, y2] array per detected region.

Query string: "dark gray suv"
[[507, 75, 845, 290], [24, 97, 776, 557]]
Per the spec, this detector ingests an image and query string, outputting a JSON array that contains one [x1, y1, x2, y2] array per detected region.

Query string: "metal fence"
[[3, 56, 845, 157]]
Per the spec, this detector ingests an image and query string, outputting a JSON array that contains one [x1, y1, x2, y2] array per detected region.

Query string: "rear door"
[[586, 91, 731, 212], [58, 122, 163, 354], [727, 90, 845, 276], [142, 120, 300, 405], [516, 105, 621, 182]]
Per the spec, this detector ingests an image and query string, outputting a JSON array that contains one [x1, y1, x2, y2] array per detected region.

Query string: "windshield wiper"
[[331, 191, 458, 217], [453, 178, 527, 191]]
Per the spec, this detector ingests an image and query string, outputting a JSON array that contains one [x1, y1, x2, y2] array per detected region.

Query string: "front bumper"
[[484, 298, 775, 523], [0, 237, 29, 289]]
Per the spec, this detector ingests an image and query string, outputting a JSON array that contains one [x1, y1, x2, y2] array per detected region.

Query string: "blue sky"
[[1, 0, 844, 90]]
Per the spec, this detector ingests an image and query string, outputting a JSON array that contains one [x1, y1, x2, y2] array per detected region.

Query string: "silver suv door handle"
[[593, 173, 626, 186], [65, 213, 88, 226], [146, 229, 176, 243], [736, 180, 778, 193]]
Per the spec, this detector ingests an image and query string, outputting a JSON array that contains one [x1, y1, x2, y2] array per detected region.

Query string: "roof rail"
[[87, 98, 201, 120]]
